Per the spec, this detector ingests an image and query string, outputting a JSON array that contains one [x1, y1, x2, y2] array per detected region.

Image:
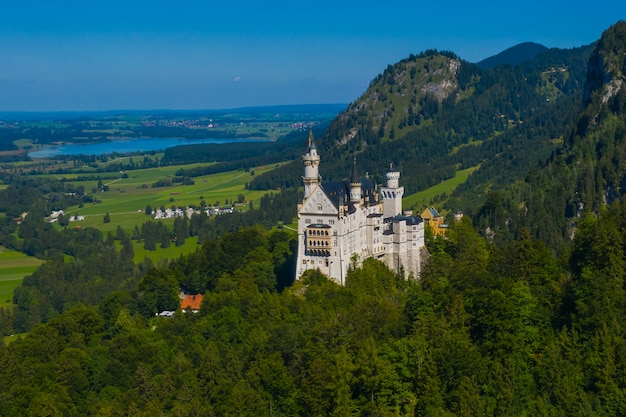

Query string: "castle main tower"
[[302, 130, 320, 199], [381, 163, 404, 218]]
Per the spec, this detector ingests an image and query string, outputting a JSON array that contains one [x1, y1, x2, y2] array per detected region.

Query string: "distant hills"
[[0, 104, 348, 122], [476, 42, 550, 70]]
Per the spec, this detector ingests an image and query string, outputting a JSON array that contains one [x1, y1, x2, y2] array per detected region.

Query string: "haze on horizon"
[[0, 1, 623, 112]]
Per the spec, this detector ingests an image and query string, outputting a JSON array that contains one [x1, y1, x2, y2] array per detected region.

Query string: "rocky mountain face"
[[333, 51, 466, 146]]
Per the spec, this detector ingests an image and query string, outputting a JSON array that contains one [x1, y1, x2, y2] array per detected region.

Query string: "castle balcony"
[[306, 224, 332, 256]]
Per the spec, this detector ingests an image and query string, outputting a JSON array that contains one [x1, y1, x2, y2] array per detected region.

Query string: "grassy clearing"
[[120, 236, 201, 265], [403, 165, 480, 212], [449, 140, 484, 155], [3, 333, 27, 345], [0, 247, 44, 308]]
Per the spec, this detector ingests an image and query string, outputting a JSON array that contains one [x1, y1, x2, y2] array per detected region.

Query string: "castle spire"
[[350, 157, 360, 184], [349, 157, 361, 204], [306, 129, 315, 150]]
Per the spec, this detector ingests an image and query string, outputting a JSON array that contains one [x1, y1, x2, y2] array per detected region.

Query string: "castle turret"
[[381, 162, 404, 218], [302, 130, 320, 199], [349, 158, 361, 204]]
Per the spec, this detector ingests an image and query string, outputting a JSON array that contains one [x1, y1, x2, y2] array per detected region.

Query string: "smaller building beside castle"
[[295, 131, 427, 284], [421, 207, 449, 236]]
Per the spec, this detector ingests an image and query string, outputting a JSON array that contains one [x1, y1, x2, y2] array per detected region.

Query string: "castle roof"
[[389, 214, 424, 225], [404, 215, 424, 226], [308, 223, 331, 228], [350, 158, 360, 184], [321, 177, 377, 211], [306, 129, 316, 150], [386, 162, 399, 173]]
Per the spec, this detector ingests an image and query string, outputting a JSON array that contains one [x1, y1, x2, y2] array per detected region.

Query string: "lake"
[[28, 137, 269, 158]]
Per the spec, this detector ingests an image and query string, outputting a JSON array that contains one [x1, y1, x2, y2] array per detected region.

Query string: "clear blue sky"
[[0, 1, 623, 111]]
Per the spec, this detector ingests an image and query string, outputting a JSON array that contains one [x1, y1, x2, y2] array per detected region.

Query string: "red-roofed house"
[[181, 294, 204, 313]]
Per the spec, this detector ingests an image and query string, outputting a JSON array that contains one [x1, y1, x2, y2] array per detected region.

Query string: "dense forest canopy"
[[2, 204, 626, 415]]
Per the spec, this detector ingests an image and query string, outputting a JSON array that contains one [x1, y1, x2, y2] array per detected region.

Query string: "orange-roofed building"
[[181, 294, 204, 313]]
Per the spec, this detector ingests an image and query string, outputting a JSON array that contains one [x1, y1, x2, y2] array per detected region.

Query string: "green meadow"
[[0, 247, 44, 308], [51, 162, 285, 235], [403, 165, 480, 213], [110, 235, 201, 266]]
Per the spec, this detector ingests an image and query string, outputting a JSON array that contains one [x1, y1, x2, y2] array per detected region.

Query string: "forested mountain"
[[476, 42, 549, 70], [250, 40, 594, 240], [472, 20, 626, 248]]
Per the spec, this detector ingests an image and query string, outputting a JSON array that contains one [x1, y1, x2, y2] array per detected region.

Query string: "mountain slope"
[[477, 42, 549, 70], [251, 45, 593, 214], [472, 21, 626, 248]]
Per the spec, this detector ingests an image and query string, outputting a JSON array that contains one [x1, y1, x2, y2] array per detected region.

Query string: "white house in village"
[[295, 131, 427, 284]]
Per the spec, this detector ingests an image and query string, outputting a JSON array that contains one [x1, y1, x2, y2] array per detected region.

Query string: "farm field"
[[0, 246, 44, 308], [0, 162, 284, 312], [52, 162, 286, 234]]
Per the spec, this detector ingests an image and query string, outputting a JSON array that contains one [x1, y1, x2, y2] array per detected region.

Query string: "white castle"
[[296, 131, 427, 284]]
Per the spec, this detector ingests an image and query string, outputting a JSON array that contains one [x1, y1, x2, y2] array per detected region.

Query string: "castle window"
[[329, 219, 334, 225], [305, 219, 311, 224], [316, 203, 323, 211]]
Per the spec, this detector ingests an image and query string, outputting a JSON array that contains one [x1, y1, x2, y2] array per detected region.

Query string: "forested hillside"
[[3, 202, 626, 415], [472, 21, 626, 248], [250, 41, 594, 240]]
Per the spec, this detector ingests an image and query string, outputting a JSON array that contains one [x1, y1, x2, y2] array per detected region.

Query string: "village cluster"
[[45, 205, 236, 224]]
